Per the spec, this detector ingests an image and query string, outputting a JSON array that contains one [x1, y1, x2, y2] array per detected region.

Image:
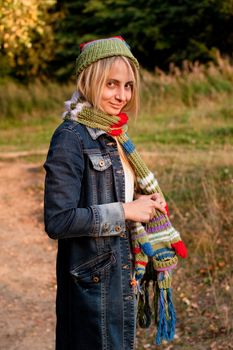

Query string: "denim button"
[[99, 160, 105, 167], [120, 232, 126, 238], [124, 295, 133, 300], [115, 225, 121, 232], [92, 276, 100, 283]]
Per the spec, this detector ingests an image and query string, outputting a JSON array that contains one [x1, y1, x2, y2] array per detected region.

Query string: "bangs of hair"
[[77, 56, 140, 116]]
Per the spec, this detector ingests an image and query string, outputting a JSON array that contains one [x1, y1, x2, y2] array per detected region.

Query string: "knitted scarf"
[[63, 92, 187, 345]]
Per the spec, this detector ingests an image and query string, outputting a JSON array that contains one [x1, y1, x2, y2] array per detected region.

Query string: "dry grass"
[[136, 148, 233, 349], [140, 52, 233, 112]]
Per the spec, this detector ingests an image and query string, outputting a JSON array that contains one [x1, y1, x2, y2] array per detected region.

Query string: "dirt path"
[[0, 160, 56, 350]]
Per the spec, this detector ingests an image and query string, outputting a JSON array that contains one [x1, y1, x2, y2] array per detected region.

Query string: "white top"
[[114, 137, 135, 203]]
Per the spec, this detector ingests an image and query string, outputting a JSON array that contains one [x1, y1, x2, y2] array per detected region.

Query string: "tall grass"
[[0, 54, 233, 150], [136, 151, 233, 349], [0, 80, 73, 125], [128, 53, 233, 149], [140, 52, 233, 112], [0, 52, 232, 123], [0, 81, 73, 151]]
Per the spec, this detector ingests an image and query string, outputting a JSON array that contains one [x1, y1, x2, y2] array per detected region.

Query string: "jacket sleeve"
[[44, 127, 126, 240]]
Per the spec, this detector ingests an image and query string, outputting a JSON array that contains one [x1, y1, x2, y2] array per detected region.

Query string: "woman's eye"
[[125, 83, 133, 90], [107, 81, 115, 88]]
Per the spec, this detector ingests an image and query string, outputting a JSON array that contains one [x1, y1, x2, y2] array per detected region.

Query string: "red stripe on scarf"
[[132, 247, 142, 254], [137, 261, 147, 267], [108, 112, 128, 136]]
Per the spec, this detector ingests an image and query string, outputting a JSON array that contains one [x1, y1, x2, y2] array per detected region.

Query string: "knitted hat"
[[76, 36, 139, 75]]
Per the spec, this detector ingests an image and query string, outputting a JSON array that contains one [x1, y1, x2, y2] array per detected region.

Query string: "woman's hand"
[[122, 193, 167, 223]]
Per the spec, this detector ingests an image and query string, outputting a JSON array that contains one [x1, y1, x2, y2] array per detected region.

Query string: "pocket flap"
[[70, 251, 115, 279], [88, 153, 112, 171]]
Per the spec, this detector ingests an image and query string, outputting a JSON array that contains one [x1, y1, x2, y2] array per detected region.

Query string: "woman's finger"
[[151, 193, 165, 205], [152, 201, 167, 215], [149, 207, 156, 220]]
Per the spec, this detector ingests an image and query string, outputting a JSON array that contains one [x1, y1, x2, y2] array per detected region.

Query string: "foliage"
[[49, 0, 233, 79], [0, 0, 232, 80], [0, 0, 57, 80], [46, 1, 86, 81]]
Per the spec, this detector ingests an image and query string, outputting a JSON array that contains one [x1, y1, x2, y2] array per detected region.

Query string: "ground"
[[0, 159, 56, 350]]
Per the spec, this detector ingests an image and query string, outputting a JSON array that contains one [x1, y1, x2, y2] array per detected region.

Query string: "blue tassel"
[[155, 289, 168, 345], [167, 288, 176, 341], [155, 288, 176, 345]]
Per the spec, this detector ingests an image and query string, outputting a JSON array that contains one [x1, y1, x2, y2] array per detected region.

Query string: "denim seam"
[[90, 206, 100, 237]]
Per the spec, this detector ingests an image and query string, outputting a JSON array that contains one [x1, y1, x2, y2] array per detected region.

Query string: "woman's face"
[[99, 59, 134, 115]]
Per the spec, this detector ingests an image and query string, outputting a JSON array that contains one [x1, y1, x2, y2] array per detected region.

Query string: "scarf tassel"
[[137, 261, 176, 346], [137, 283, 152, 328], [155, 287, 176, 346]]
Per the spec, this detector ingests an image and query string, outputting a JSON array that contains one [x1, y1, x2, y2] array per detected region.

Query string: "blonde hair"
[[77, 56, 140, 116]]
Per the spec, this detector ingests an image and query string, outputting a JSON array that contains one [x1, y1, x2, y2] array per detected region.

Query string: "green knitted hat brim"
[[76, 39, 139, 75]]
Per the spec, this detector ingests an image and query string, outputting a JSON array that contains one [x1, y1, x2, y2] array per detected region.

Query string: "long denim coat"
[[44, 120, 136, 350]]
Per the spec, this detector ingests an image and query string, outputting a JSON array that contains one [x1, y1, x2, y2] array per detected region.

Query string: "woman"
[[44, 36, 187, 350]]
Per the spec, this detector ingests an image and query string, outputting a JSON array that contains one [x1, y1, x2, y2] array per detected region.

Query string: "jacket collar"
[[86, 127, 106, 140]]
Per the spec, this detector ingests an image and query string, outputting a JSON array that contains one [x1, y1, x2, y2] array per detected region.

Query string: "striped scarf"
[[63, 92, 187, 345]]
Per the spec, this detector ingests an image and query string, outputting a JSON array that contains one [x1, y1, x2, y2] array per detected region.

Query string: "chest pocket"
[[88, 153, 112, 171]]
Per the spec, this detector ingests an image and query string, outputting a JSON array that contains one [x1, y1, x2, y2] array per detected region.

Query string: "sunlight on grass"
[[0, 54, 233, 152]]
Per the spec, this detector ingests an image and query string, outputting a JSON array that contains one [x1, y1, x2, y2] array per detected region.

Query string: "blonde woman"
[[44, 36, 187, 350]]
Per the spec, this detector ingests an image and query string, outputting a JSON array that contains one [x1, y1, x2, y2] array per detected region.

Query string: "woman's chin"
[[108, 108, 122, 115]]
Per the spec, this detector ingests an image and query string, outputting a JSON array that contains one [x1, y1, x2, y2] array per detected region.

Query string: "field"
[[0, 56, 232, 349]]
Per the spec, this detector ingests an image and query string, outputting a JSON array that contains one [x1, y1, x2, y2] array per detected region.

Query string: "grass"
[[130, 96, 233, 148], [0, 53, 233, 151], [0, 80, 73, 151], [136, 150, 233, 349], [0, 54, 233, 349]]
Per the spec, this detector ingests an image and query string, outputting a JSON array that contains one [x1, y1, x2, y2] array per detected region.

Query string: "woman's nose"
[[115, 87, 126, 101]]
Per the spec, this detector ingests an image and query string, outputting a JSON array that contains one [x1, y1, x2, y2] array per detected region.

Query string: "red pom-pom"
[[171, 241, 188, 259]]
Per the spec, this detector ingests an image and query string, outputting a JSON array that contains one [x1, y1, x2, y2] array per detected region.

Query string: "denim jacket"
[[44, 120, 136, 350]]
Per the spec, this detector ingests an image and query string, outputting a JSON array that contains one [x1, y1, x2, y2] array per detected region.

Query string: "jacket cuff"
[[91, 202, 126, 237]]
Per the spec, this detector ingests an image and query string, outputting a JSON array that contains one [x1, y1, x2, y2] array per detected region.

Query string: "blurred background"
[[0, 1, 233, 349]]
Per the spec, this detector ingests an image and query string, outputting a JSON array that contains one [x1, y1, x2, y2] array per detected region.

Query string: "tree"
[[1, 0, 232, 80], [0, 0, 57, 80], [50, 0, 233, 80]]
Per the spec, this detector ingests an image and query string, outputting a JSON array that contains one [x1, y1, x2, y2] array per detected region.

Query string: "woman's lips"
[[110, 103, 124, 109]]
